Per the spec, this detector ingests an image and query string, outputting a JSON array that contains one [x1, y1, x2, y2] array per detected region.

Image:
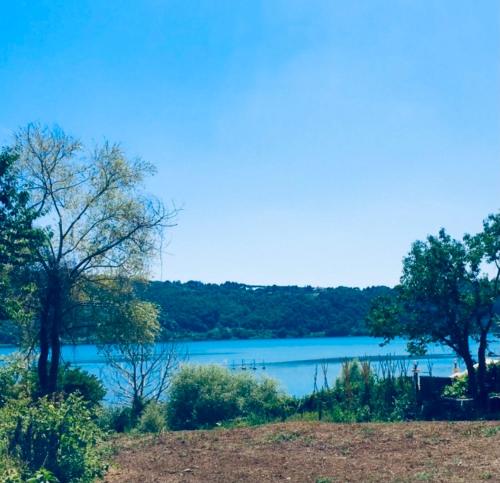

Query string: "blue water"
[[2, 336, 497, 398]]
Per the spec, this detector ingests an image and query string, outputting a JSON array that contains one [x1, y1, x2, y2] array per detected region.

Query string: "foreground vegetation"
[[4, 356, 499, 481]]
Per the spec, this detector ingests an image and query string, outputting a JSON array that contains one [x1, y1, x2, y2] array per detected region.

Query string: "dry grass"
[[104, 421, 500, 482]]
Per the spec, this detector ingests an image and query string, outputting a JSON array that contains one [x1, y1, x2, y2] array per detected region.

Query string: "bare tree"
[[15, 124, 176, 395], [98, 299, 182, 417], [104, 342, 180, 416]]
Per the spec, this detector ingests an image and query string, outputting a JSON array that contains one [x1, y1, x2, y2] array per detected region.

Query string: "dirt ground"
[[104, 421, 500, 482]]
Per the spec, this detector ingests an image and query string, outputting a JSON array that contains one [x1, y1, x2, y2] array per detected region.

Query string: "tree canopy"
[[138, 281, 392, 340], [0, 147, 40, 340], [9, 124, 175, 394], [368, 216, 500, 406]]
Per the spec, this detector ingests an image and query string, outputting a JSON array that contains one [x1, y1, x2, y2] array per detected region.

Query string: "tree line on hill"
[[136, 281, 393, 340], [0, 278, 394, 344]]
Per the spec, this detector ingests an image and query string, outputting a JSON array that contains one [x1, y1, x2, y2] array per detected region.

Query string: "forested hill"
[[137, 281, 393, 340]]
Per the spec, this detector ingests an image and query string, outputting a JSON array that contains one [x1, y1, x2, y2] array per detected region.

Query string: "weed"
[[414, 471, 433, 481], [360, 426, 376, 437], [481, 426, 500, 437], [268, 431, 301, 443], [337, 444, 351, 456], [479, 471, 493, 480]]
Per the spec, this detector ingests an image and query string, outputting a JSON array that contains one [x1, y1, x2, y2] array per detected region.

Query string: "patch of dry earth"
[[104, 421, 500, 482]]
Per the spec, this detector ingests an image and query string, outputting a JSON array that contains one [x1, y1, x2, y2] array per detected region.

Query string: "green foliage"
[[2, 358, 104, 405], [97, 299, 161, 346], [98, 406, 134, 433], [368, 230, 477, 349], [0, 393, 108, 483], [137, 401, 166, 433], [57, 365, 106, 407], [97, 299, 179, 420], [8, 124, 172, 395], [0, 357, 105, 409], [367, 214, 500, 404], [0, 354, 32, 407], [443, 375, 469, 398], [0, 455, 24, 483], [0, 147, 40, 268], [444, 362, 500, 398], [299, 360, 416, 423], [131, 280, 392, 341], [25, 469, 59, 483], [166, 365, 291, 430], [0, 147, 41, 346]]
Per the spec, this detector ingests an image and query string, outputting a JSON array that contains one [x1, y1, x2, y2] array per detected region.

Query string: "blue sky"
[[1, 0, 499, 287]]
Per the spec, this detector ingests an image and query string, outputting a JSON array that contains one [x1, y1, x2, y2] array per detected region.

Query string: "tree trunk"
[[462, 353, 478, 403], [477, 329, 489, 410], [47, 274, 62, 394], [37, 271, 63, 396], [132, 394, 144, 420], [37, 292, 50, 396]]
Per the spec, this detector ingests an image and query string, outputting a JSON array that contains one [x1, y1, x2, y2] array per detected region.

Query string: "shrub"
[[444, 362, 500, 399], [137, 401, 166, 433], [26, 469, 59, 482], [98, 406, 134, 433], [300, 359, 417, 423], [166, 365, 290, 429], [0, 354, 33, 408], [58, 365, 106, 407], [0, 393, 108, 483], [443, 374, 469, 398], [0, 455, 23, 483], [27, 364, 106, 407]]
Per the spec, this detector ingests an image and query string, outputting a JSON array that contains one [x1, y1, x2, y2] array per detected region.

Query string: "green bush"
[[137, 401, 166, 433], [0, 454, 24, 483], [58, 365, 106, 407], [0, 393, 108, 483], [443, 362, 500, 399], [298, 360, 417, 423], [98, 406, 134, 433], [27, 364, 106, 407], [443, 374, 469, 398], [166, 365, 290, 430], [0, 356, 106, 409], [0, 354, 33, 408], [25, 468, 59, 483]]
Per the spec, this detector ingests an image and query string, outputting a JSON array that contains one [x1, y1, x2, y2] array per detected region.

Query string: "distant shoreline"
[[0, 333, 382, 350]]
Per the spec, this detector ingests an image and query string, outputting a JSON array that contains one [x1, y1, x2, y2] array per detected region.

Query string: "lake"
[[4, 336, 496, 399]]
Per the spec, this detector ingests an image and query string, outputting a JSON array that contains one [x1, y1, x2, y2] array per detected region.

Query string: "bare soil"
[[104, 421, 500, 482]]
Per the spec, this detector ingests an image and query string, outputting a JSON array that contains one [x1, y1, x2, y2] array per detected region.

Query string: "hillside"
[[0, 281, 393, 344], [137, 281, 393, 340], [105, 421, 500, 482]]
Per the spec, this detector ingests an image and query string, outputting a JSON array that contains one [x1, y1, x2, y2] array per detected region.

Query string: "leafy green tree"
[[0, 147, 38, 266], [368, 217, 500, 407], [0, 147, 40, 340], [13, 124, 175, 395]]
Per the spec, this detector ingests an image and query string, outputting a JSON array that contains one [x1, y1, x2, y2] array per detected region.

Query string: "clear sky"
[[1, 1, 499, 287]]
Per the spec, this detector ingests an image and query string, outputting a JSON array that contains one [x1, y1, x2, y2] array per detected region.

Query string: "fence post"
[[412, 361, 420, 403]]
